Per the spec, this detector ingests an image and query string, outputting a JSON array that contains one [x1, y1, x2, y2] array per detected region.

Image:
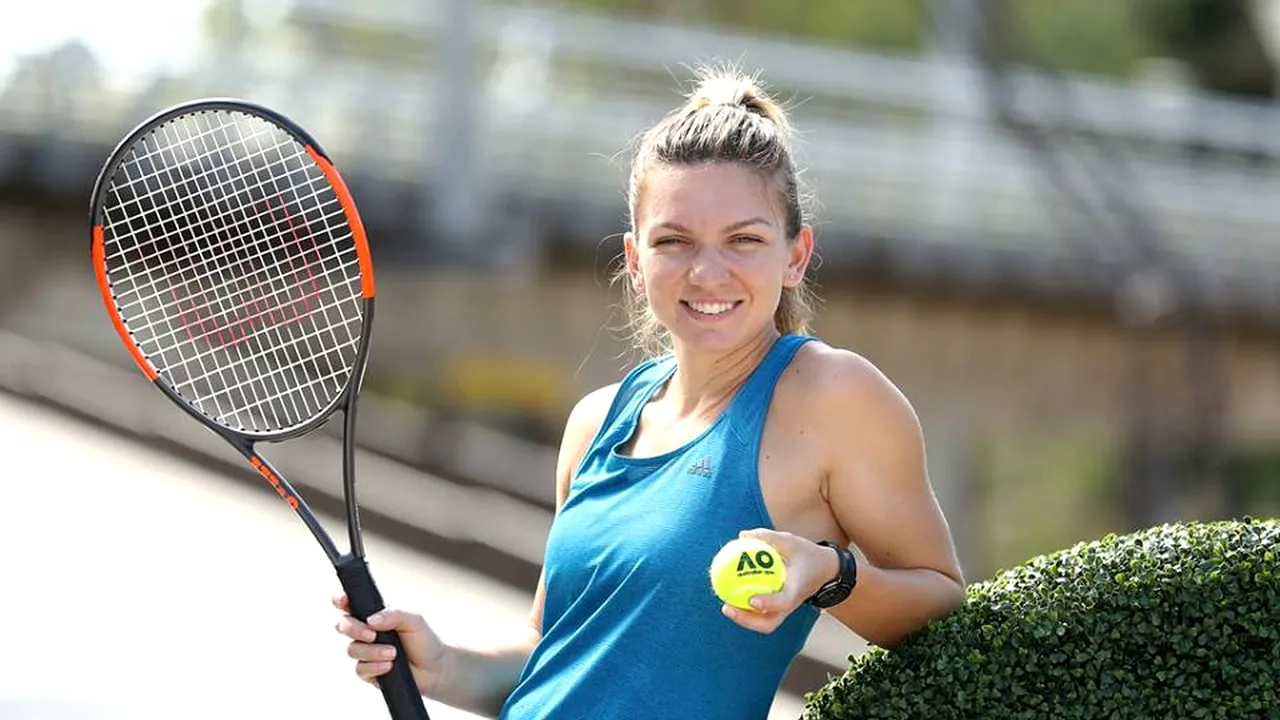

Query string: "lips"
[[682, 300, 742, 318]]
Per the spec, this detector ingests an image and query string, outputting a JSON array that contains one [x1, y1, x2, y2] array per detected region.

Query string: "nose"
[[688, 244, 729, 285]]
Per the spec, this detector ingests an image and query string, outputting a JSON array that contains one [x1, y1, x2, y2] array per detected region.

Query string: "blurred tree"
[[281, 12, 430, 65], [1134, 0, 1278, 99], [711, 0, 928, 52], [548, 0, 1279, 95], [1222, 445, 1280, 518], [200, 0, 248, 46], [200, 0, 430, 66], [1003, 0, 1143, 78], [200, 0, 1280, 94], [547, 0, 929, 52]]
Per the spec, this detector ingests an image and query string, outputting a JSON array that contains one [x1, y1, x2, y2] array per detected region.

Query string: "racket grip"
[[336, 556, 431, 720]]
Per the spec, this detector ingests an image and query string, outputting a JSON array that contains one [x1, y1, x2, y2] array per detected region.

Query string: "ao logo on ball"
[[709, 537, 787, 611], [735, 548, 776, 575]]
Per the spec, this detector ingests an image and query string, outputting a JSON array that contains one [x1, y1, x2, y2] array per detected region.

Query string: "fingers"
[[742, 588, 793, 615], [362, 608, 421, 634], [335, 605, 437, 688], [738, 528, 801, 557], [364, 610, 401, 631], [335, 608, 419, 641], [736, 528, 840, 607], [348, 639, 397, 664], [722, 530, 810, 635], [334, 599, 440, 696], [355, 659, 395, 684], [721, 603, 786, 635], [337, 607, 398, 685], [719, 587, 794, 635], [336, 614, 377, 643]]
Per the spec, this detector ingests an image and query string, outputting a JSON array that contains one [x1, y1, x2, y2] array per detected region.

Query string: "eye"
[[653, 236, 685, 246], [731, 234, 765, 244]]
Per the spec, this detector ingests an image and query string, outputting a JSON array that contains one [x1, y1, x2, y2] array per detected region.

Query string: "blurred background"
[[3, 0, 1280, 714]]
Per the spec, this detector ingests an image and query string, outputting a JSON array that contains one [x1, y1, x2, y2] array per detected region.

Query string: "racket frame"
[[88, 98, 378, 566], [89, 99, 429, 720]]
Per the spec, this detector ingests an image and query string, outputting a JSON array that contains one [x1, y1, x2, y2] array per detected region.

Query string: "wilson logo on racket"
[[171, 193, 326, 349], [250, 455, 300, 510]]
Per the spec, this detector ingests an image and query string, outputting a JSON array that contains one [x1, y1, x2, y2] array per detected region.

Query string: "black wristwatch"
[[805, 541, 858, 608]]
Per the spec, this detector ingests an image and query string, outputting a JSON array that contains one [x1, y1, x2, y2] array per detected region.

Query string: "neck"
[[663, 327, 781, 417]]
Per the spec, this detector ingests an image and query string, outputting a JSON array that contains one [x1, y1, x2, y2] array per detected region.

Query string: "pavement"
[[0, 391, 519, 720], [0, 390, 816, 719]]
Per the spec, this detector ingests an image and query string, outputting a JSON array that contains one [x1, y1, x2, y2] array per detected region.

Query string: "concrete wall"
[[369, 266, 1280, 443]]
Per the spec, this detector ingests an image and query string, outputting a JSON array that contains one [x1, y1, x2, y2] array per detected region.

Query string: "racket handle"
[[336, 556, 431, 720]]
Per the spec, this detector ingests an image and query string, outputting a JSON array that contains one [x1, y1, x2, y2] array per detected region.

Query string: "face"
[[625, 162, 813, 354]]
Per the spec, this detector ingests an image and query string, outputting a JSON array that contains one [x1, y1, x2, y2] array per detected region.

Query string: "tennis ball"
[[709, 537, 786, 611]]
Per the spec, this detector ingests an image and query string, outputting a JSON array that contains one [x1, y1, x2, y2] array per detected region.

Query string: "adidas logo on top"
[[688, 456, 713, 478]]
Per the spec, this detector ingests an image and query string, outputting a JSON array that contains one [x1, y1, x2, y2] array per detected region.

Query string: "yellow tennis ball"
[[709, 537, 786, 610]]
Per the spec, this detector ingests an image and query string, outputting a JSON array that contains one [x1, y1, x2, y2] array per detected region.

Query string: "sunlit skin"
[[623, 162, 814, 418], [619, 161, 965, 644], [333, 108, 966, 720]]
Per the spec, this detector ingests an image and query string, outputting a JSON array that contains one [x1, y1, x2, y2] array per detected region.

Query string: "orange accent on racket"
[[305, 145, 376, 299], [92, 224, 157, 381]]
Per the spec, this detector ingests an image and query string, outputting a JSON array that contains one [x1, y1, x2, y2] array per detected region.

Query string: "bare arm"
[[432, 383, 619, 714], [817, 352, 966, 647]]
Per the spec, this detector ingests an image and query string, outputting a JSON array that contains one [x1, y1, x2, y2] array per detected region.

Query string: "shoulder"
[[563, 383, 622, 448], [789, 342, 913, 412], [552, 382, 621, 506], [780, 341, 922, 462]]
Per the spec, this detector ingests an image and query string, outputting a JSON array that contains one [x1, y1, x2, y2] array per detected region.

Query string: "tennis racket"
[[88, 98, 430, 720]]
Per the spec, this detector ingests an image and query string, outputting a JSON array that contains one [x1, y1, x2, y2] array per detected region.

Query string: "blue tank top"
[[498, 334, 820, 720]]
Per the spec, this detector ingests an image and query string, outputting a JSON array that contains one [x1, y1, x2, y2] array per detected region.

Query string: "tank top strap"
[[610, 354, 677, 425], [725, 334, 815, 444], [578, 353, 677, 470]]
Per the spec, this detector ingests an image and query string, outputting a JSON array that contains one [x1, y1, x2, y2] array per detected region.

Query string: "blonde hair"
[[614, 65, 818, 358]]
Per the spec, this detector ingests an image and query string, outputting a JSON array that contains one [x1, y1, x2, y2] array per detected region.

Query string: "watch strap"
[[805, 540, 857, 607]]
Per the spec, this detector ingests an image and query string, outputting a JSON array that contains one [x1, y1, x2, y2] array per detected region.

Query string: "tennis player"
[[334, 65, 967, 719]]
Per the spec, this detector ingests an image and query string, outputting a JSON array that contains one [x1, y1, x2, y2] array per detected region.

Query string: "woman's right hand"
[[333, 594, 448, 696]]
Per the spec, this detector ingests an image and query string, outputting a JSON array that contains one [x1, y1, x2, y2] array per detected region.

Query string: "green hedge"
[[803, 517, 1280, 719]]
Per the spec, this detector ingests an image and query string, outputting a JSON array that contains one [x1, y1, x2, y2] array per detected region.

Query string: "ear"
[[624, 231, 645, 294], [783, 224, 814, 288]]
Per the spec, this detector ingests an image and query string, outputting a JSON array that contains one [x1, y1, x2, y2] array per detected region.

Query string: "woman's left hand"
[[720, 529, 840, 634]]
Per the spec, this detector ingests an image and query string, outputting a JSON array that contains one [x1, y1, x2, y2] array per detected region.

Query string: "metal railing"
[[4, 0, 1280, 313]]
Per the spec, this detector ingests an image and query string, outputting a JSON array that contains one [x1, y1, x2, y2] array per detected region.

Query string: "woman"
[[335, 65, 967, 719]]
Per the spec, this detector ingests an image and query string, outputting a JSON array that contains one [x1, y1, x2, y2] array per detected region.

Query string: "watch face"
[[813, 584, 852, 608]]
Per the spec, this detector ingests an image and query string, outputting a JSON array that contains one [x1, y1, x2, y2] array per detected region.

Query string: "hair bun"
[[686, 67, 791, 134], [688, 73, 756, 109]]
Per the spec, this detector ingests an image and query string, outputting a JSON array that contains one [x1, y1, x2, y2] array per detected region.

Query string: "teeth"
[[688, 301, 734, 315]]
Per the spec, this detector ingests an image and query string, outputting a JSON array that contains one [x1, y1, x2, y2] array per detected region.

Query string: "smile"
[[681, 300, 742, 317]]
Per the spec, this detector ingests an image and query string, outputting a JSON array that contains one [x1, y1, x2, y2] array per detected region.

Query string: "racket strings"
[[145, 126, 356, 430], [106, 166, 338, 284], [105, 138, 332, 274], [104, 117, 283, 234], [109, 119, 333, 431], [115, 230, 358, 350], [100, 109, 365, 434]]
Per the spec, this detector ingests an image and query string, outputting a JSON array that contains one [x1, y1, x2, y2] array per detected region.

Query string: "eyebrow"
[[652, 217, 774, 235]]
